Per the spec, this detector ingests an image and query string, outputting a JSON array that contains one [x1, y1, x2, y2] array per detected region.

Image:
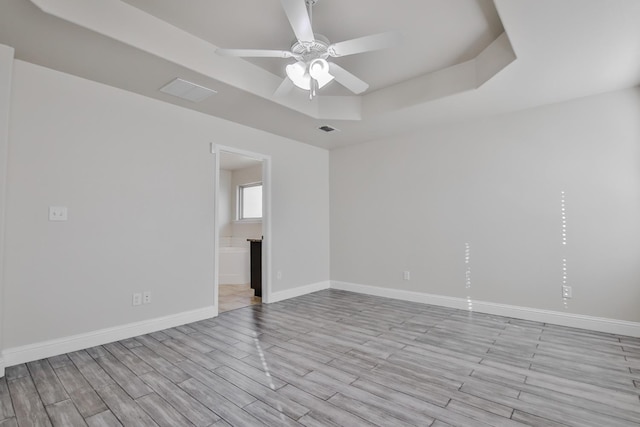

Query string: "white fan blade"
[[281, 0, 314, 43], [216, 48, 296, 58], [328, 31, 402, 57], [274, 77, 294, 97], [328, 63, 369, 94]]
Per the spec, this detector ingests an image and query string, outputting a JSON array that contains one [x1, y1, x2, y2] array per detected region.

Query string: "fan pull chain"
[[310, 78, 317, 100]]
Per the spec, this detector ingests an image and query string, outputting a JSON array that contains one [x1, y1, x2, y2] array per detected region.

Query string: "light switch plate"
[[132, 293, 142, 306], [49, 206, 68, 221]]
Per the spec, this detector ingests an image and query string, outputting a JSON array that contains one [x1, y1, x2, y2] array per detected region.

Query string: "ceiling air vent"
[[318, 125, 339, 133], [159, 78, 217, 102]]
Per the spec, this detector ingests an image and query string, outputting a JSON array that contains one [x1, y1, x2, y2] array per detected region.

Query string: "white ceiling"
[[1, 0, 640, 149], [122, 0, 504, 94]]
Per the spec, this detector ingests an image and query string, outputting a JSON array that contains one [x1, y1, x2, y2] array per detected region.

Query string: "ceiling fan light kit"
[[286, 59, 334, 93], [216, 0, 401, 99]]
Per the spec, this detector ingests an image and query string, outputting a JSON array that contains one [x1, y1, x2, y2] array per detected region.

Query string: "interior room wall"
[[231, 164, 263, 242], [219, 169, 232, 238], [330, 87, 640, 323], [3, 59, 330, 352], [0, 44, 14, 374]]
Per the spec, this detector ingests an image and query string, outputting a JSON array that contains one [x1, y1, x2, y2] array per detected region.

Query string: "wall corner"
[[0, 43, 16, 377]]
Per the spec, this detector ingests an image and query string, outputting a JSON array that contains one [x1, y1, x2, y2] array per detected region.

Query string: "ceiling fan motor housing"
[[291, 34, 330, 62]]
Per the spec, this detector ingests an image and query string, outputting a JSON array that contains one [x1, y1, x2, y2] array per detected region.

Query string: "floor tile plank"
[[67, 351, 116, 390], [175, 360, 256, 408], [177, 378, 265, 426], [135, 393, 194, 427], [213, 366, 308, 420], [68, 388, 109, 419], [128, 345, 191, 384], [279, 385, 377, 427], [139, 372, 219, 427], [27, 360, 68, 405], [4, 365, 28, 382], [45, 399, 88, 427], [103, 342, 154, 377], [94, 354, 152, 399], [84, 410, 123, 427], [242, 400, 302, 427], [0, 377, 14, 420], [7, 376, 52, 427], [95, 384, 157, 427]]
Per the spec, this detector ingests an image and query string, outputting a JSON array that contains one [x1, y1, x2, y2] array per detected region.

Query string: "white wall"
[[331, 88, 640, 323], [0, 44, 15, 375], [219, 169, 232, 237], [3, 60, 330, 352]]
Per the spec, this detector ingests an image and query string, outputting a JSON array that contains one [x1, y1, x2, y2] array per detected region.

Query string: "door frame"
[[212, 144, 272, 315], [0, 45, 14, 377]]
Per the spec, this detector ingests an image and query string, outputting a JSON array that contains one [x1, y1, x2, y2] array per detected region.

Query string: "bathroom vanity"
[[247, 238, 262, 297]]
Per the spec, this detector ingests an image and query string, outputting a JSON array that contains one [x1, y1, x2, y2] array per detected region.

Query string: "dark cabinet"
[[247, 239, 262, 297]]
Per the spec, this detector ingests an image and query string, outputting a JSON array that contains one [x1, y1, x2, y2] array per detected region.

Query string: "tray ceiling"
[[1, 0, 640, 149]]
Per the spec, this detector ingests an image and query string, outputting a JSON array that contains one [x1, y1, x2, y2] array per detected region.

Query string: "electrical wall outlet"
[[49, 206, 68, 221], [132, 293, 142, 306], [562, 285, 572, 299], [143, 291, 151, 304], [403, 271, 411, 281], [276, 271, 282, 280]]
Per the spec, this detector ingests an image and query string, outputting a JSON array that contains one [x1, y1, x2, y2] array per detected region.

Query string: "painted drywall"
[[219, 169, 232, 237], [330, 88, 640, 322], [230, 164, 263, 241], [0, 45, 14, 373], [3, 60, 330, 349]]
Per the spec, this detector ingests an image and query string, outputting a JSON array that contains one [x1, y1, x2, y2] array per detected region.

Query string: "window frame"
[[237, 181, 263, 221]]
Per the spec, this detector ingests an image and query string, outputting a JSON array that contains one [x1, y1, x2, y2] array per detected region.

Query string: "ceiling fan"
[[216, 0, 401, 99]]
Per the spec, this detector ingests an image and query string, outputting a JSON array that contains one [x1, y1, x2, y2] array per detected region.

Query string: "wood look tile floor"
[[1, 290, 639, 426], [218, 284, 261, 314]]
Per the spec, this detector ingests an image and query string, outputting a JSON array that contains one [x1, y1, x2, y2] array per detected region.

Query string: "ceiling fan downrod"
[[306, 0, 319, 100], [306, 0, 318, 27]]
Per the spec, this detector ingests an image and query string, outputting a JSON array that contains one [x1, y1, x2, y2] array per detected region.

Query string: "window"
[[238, 182, 262, 220]]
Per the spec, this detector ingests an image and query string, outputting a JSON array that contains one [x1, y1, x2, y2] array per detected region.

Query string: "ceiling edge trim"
[[363, 32, 517, 117], [475, 32, 517, 88]]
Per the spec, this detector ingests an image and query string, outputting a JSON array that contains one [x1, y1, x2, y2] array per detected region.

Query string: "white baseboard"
[[268, 280, 331, 304], [331, 281, 640, 338], [1, 306, 216, 371]]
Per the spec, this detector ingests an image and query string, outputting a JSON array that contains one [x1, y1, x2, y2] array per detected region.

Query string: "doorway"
[[214, 145, 270, 314]]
